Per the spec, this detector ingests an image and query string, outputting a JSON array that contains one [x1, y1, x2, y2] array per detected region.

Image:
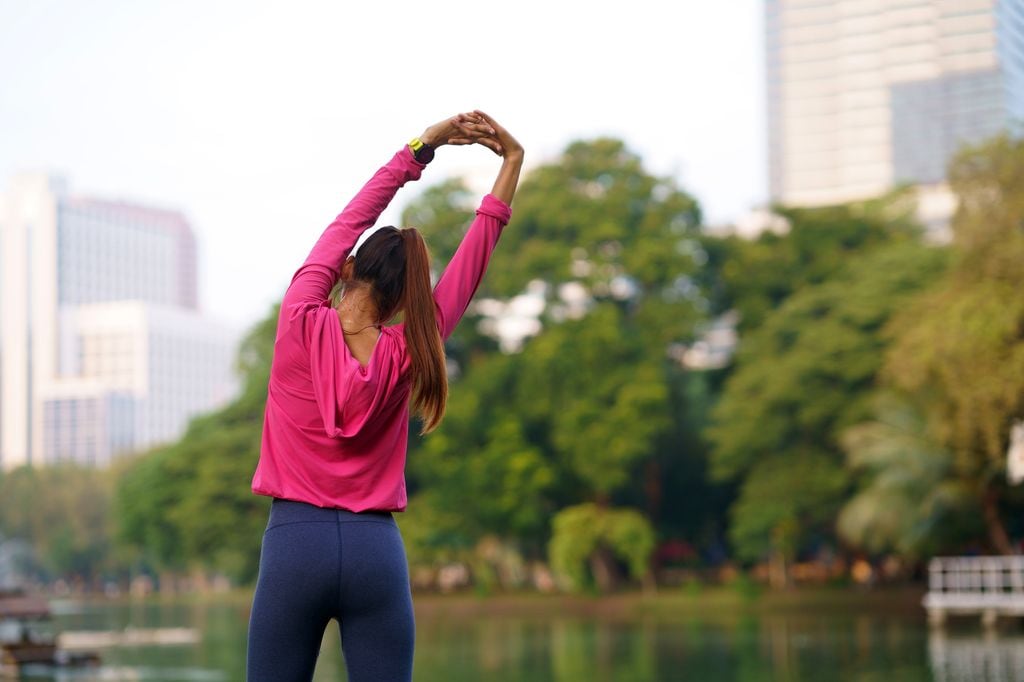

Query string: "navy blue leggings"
[[246, 498, 414, 682]]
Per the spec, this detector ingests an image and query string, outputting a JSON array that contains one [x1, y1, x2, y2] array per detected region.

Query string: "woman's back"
[[256, 302, 413, 510], [251, 146, 512, 513]]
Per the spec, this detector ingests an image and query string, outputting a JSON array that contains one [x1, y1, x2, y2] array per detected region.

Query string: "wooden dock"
[[924, 556, 1024, 628]]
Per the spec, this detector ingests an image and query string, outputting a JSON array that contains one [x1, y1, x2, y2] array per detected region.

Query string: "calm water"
[[12, 592, 1024, 681]]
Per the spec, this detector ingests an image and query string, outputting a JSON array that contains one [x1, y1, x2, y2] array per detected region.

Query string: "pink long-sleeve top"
[[251, 146, 511, 512]]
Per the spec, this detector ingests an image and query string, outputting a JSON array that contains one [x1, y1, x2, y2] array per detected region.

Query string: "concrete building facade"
[[0, 173, 238, 468], [766, 0, 1024, 212]]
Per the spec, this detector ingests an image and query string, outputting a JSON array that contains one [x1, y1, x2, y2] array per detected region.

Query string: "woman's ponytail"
[[400, 228, 448, 433]]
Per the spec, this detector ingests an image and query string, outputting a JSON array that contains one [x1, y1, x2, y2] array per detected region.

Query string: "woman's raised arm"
[[280, 114, 494, 313], [279, 150, 426, 313], [472, 110, 525, 205], [431, 112, 524, 339]]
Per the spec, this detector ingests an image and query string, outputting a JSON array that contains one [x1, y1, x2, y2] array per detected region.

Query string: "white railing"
[[925, 556, 1024, 624]]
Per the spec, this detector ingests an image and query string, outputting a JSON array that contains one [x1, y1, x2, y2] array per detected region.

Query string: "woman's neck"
[[336, 286, 380, 334]]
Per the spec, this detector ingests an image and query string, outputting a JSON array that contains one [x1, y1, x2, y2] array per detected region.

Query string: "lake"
[[14, 589, 1024, 681]]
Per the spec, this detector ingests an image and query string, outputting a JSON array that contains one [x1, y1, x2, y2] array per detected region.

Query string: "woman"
[[246, 111, 523, 682]]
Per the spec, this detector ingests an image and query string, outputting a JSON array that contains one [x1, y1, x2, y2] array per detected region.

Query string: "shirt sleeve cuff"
[[384, 146, 427, 184], [477, 194, 512, 224], [401, 145, 427, 170]]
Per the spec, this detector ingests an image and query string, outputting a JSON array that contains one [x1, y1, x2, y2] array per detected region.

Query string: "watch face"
[[416, 145, 435, 164]]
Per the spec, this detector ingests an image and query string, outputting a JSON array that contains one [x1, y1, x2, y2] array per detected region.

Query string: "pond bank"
[[410, 586, 927, 621]]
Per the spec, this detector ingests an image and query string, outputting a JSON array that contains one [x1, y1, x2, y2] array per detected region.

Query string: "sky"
[[0, 0, 766, 333]]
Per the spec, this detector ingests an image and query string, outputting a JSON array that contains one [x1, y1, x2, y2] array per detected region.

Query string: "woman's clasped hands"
[[419, 110, 523, 159]]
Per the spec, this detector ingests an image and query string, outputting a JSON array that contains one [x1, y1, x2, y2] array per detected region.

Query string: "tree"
[[707, 233, 948, 577], [883, 134, 1024, 554], [408, 350, 558, 547], [548, 503, 655, 592], [401, 177, 477, 269], [115, 446, 189, 574], [710, 192, 919, 333], [0, 464, 118, 583], [837, 393, 981, 558], [402, 138, 711, 585]]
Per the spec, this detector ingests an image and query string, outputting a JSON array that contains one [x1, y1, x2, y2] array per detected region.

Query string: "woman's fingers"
[[425, 111, 503, 151], [472, 109, 521, 156], [472, 110, 500, 131], [458, 112, 494, 134], [455, 120, 494, 136], [450, 132, 503, 153], [475, 136, 504, 156]]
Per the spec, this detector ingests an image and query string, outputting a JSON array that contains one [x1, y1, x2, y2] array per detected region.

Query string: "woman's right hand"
[[467, 111, 523, 205], [465, 110, 523, 160]]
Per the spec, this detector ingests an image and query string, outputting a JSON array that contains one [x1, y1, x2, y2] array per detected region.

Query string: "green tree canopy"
[[710, 193, 920, 332], [707, 233, 948, 564], [548, 503, 655, 592], [882, 134, 1024, 553], [403, 138, 711, 580], [401, 177, 476, 269], [0, 464, 117, 582], [837, 393, 980, 558], [484, 138, 702, 299]]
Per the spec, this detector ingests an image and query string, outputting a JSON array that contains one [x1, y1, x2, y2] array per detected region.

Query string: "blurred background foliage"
[[2, 134, 1023, 592]]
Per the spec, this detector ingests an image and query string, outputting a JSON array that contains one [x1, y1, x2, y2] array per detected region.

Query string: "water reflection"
[[19, 665, 225, 681], [410, 610, 926, 681], [929, 631, 1024, 682], [23, 597, 1024, 681]]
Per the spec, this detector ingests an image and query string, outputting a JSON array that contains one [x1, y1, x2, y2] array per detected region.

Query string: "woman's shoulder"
[[379, 324, 408, 354], [380, 325, 412, 370]]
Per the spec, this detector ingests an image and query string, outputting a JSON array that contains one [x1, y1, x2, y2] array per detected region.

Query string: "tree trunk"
[[982, 487, 1014, 555], [768, 551, 789, 589], [643, 460, 663, 523], [191, 566, 210, 594], [158, 570, 177, 596], [589, 546, 620, 592], [641, 569, 657, 594]]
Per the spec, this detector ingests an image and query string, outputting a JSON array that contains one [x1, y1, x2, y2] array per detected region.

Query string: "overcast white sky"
[[0, 0, 766, 334]]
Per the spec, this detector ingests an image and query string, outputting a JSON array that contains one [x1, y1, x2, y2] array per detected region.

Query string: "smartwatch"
[[408, 137, 435, 164]]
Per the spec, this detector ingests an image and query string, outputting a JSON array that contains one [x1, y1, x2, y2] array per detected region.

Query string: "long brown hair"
[[348, 226, 448, 433]]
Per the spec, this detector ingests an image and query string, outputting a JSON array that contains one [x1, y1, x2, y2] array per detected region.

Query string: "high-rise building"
[[766, 0, 1024, 219], [0, 173, 239, 468]]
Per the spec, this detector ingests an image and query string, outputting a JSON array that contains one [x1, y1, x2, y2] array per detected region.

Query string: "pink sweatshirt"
[[251, 146, 511, 512]]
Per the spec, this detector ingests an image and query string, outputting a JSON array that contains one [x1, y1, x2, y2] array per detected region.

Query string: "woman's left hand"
[[420, 112, 495, 148]]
